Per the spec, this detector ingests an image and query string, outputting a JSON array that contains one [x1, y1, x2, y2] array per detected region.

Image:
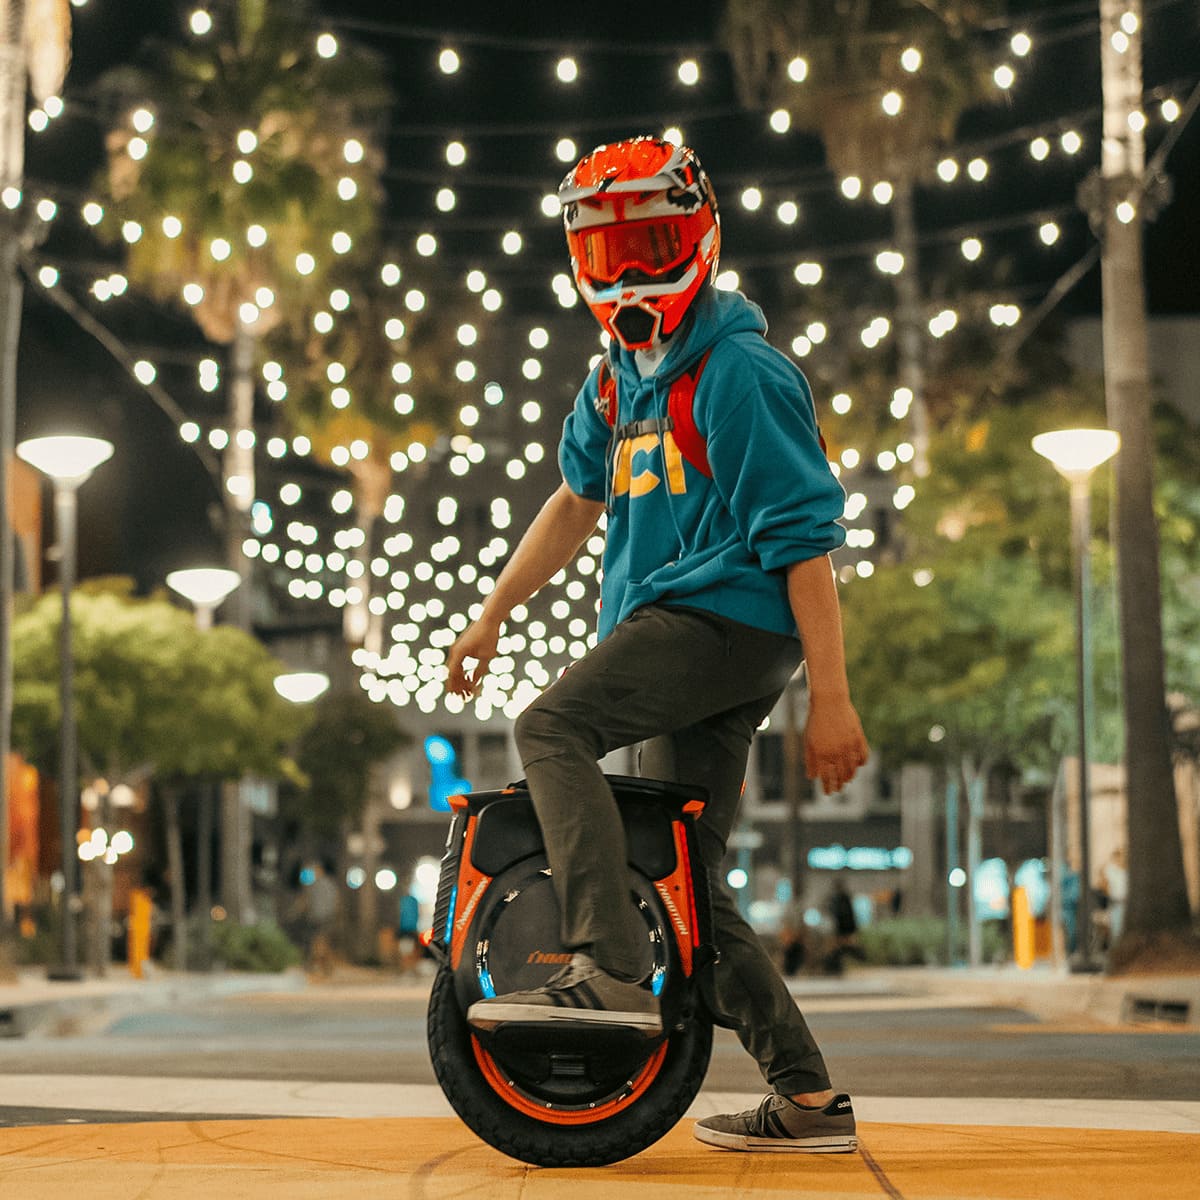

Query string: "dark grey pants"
[[513, 603, 832, 1095]]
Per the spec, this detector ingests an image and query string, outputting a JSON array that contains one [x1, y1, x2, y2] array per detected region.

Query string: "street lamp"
[[1032, 428, 1120, 973], [166, 567, 241, 630], [274, 672, 331, 704], [16, 434, 114, 980], [166, 566, 241, 951]]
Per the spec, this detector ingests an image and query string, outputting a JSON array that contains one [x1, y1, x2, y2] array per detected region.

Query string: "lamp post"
[[166, 567, 240, 951], [1032, 428, 1120, 973], [16, 434, 114, 980], [272, 670, 330, 950]]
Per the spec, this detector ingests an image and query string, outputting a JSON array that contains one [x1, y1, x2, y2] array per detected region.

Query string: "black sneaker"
[[466, 952, 661, 1034], [694, 1093, 858, 1153]]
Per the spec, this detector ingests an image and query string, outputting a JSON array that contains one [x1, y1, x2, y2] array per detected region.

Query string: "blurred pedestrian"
[[301, 859, 339, 979], [1098, 846, 1128, 947], [826, 880, 862, 974]]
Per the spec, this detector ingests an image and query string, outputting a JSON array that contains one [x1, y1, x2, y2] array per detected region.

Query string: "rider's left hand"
[[804, 697, 869, 795]]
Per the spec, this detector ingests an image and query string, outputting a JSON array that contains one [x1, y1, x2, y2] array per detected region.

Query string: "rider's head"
[[558, 136, 721, 352]]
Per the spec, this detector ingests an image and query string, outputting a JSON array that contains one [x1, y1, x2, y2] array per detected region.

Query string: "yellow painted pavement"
[[1, 1117, 1197, 1199]]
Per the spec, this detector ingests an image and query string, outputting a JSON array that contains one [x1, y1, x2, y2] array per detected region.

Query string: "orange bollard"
[[128, 888, 153, 978], [1012, 885, 1035, 970]]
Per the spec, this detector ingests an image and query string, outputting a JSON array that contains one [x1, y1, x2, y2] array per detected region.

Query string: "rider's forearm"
[[786, 555, 852, 702], [478, 483, 604, 629]]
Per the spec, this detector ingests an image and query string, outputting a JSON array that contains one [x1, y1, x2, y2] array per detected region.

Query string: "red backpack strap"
[[667, 350, 713, 478], [593, 359, 618, 428], [665, 343, 830, 475]]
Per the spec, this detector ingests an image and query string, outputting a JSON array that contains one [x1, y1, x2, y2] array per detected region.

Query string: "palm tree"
[[1095, 0, 1197, 970], [94, 0, 391, 629], [92, 0, 390, 922], [720, 0, 1002, 477]]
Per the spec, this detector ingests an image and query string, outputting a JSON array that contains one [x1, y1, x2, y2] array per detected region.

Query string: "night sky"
[[15, 0, 1200, 594]]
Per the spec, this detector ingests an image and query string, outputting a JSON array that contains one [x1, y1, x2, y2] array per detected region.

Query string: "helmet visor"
[[571, 217, 691, 284]]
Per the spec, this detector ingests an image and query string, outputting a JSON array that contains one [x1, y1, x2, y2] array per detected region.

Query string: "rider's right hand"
[[445, 619, 501, 698]]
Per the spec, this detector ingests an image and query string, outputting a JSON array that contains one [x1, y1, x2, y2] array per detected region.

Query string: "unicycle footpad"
[[426, 775, 716, 1166]]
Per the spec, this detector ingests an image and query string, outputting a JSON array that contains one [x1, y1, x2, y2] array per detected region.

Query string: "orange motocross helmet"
[[558, 136, 721, 351]]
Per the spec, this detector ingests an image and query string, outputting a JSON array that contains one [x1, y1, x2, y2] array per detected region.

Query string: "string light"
[[43, 12, 1188, 719], [740, 186, 762, 211]]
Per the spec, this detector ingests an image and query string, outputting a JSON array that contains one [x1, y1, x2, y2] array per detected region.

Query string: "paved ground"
[[0, 963, 1197, 1195], [2, 1113, 1197, 1199]]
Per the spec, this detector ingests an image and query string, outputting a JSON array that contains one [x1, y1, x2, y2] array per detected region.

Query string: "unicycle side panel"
[[429, 776, 716, 981]]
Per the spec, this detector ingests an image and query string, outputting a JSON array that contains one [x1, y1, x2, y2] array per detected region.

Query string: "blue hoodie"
[[559, 288, 847, 640]]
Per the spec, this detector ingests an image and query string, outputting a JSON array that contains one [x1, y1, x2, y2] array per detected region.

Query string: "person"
[[1098, 846, 1128, 948], [446, 136, 869, 1154], [301, 859, 339, 979], [826, 879, 862, 975]]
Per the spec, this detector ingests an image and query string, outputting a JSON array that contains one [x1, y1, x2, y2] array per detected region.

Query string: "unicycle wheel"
[[427, 965, 712, 1166]]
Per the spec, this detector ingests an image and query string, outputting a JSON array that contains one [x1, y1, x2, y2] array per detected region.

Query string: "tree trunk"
[[892, 172, 930, 478], [944, 771, 961, 964], [221, 321, 256, 924], [782, 677, 806, 907], [164, 787, 188, 972], [1097, 0, 1197, 968], [963, 756, 989, 967]]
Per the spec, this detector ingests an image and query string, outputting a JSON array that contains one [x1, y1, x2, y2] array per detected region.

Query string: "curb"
[[790, 965, 1200, 1027], [0, 969, 307, 1038]]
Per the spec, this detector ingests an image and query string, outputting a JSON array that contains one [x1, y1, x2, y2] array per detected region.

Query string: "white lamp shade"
[[274, 671, 330, 704], [16, 434, 114, 483], [1031, 428, 1121, 482], [166, 567, 241, 608]]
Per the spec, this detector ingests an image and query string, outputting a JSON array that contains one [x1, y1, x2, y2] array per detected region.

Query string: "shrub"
[[858, 916, 1009, 966], [209, 920, 301, 972]]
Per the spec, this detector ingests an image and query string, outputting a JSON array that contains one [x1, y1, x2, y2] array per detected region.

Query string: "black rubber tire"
[[427, 965, 713, 1166]]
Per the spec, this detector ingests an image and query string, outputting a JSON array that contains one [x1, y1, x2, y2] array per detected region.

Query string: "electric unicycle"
[[427, 775, 716, 1166]]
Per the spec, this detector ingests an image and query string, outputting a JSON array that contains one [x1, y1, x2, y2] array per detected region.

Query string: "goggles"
[[569, 216, 695, 285]]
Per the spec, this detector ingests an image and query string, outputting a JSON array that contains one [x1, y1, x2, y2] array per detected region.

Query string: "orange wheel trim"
[[471, 1034, 669, 1126]]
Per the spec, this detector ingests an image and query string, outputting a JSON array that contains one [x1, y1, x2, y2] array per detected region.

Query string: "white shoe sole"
[[694, 1125, 858, 1153], [467, 1001, 661, 1034]]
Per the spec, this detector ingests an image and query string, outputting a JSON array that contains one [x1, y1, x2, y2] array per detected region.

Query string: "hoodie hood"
[[608, 287, 768, 391]]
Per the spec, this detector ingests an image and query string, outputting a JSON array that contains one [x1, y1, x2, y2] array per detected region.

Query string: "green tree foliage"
[[845, 552, 1085, 775], [10, 579, 307, 784], [285, 690, 409, 842], [842, 381, 1200, 779], [1155, 404, 1200, 708]]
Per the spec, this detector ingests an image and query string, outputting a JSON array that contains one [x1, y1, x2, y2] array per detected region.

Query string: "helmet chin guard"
[[559, 137, 721, 351]]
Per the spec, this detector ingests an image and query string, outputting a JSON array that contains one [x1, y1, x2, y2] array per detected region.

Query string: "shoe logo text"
[[526, 951, 573, 964]]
